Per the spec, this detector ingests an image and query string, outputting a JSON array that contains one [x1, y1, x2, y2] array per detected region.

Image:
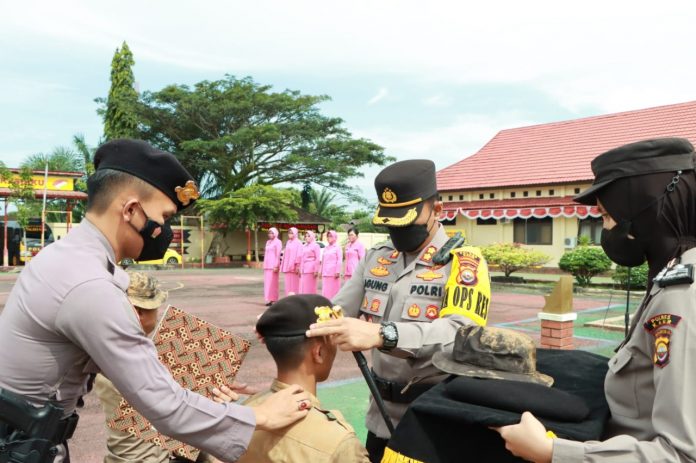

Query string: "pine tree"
[[102, 41, 138, 140]]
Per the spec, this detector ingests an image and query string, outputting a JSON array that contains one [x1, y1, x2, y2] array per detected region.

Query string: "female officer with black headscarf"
[[495, 138, 696, 462]]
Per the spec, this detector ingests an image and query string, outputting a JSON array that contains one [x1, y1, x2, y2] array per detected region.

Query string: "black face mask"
[[388, 216, 435, 253], [132, 205, 174, 261], [600, 221, 646, 267]]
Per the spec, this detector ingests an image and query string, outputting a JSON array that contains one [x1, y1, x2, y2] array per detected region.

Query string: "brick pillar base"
[[538, 312, 577, 350]]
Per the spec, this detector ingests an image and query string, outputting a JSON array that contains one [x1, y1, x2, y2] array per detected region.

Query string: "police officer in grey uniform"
[[306, 160, 488, 462], [0, 139, 311, 462], [496, 138, 696, 462]]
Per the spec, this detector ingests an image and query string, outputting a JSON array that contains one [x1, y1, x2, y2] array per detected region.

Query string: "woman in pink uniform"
[[320, 230, 342, 299], [280, 227, 302, 296], [263, 227, 282, 306], [299, 230, 321, 294], [344, 226, 366, 282]]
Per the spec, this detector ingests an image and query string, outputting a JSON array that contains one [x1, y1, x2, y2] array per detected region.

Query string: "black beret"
[[574, 137, 695, 205], [93, 139, 199, 211], [256, 294, 332, 338], [372, 159, 438, 228]]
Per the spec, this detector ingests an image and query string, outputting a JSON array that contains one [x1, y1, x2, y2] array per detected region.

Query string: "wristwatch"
[[379, 321, 399, 351]]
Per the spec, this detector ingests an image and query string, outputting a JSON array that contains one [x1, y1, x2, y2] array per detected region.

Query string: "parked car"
[[19, 219, 54, 263], [122, 248, 183, 266]]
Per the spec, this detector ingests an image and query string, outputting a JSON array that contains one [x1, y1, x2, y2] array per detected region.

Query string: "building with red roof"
[[436, 100, 696, 266]]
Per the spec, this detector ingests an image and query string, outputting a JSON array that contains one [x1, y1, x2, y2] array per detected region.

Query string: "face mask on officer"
[[600, 220, 646, 267], [388, 206, 437, 253], [130, 202, 174, 261]]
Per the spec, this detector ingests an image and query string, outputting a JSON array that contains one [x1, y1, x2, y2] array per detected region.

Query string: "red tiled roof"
[[437, 100, 696, 191]]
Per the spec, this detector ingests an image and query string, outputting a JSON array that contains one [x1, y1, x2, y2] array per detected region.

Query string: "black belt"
[[370, 370, 437, 404]]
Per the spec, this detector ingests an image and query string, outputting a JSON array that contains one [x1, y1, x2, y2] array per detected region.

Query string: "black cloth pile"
[[383, 349, 610, 463]]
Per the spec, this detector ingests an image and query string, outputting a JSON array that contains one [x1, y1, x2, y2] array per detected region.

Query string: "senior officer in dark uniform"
[[0, 139, 311, 462], [306, 159, 490, 462]]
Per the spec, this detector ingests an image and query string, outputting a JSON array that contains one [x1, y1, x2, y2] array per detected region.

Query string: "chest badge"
[[408, 304, 421, 318], [425, 305, 439, 320], [370, 266, 390, 277], [377, 256, 395, 266], [417, 267, 444, 281], [370, 299, 381, 312]]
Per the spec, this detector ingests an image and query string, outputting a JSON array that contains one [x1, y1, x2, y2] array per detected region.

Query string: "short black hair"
[[264, 335, 311, 369], [86, 168, 155, 213], [347, 226, 359, 236]]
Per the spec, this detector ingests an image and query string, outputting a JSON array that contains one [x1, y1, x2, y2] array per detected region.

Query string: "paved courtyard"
[[0, 267, 630, 461]]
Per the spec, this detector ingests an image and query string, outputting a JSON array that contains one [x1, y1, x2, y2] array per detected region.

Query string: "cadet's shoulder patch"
[[644, 313, 682, 332], [652, 328, 673, 368]]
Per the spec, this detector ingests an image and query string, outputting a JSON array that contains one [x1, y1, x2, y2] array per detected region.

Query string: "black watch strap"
[[379, 321, 399, 351]]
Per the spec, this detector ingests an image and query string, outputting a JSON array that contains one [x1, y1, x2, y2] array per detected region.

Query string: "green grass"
[[318, 379, 370, 442]]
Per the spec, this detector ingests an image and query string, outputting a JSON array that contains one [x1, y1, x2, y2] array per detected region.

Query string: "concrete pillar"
[[538, 275, 576, 350]]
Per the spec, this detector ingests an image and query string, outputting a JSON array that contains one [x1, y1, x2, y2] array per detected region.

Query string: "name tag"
[[409, 284, 444, 298]]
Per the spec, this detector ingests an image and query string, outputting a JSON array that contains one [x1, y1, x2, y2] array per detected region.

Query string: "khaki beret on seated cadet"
[[93, 139, 200, 211], [256, 294, 333, 338], [372, 159, 438, 227]]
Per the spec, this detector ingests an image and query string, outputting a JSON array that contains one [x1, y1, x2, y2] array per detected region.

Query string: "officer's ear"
[[310, 337, 329, 365], [121, 198, 140, 223], [433, 200, 443, 216]]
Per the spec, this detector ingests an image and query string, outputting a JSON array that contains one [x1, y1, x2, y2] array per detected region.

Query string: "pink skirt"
[[322, 276, 341, 299], [299, 273, 318, 294], [264, 269, 279, 302], [284, 272, 300, 296]]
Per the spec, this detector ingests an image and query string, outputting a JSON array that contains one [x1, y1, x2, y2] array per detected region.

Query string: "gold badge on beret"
[[175, 180, 200, 206], [315, 305, 344, 323], [382, 187, 397, 203]]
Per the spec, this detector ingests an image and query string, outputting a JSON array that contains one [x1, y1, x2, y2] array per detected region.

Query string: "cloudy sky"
[[2, 0, 696, 202]]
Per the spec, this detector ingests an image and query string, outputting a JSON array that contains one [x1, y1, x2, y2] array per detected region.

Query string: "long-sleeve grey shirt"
[[0, 219, 255, 462], [553, 247, 696, 462]]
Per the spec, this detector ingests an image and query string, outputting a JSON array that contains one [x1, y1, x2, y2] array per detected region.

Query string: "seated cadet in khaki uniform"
[[94, 271, 219, 463], [239, 294, 370, 463]]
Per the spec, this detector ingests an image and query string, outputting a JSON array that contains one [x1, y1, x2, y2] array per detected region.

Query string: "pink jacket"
[[281, 228, 302, 273], [263, 228, 282, 270], [321, 243, 342, 277], [301, 232, 321, 274], [344, 240, 366, 276]]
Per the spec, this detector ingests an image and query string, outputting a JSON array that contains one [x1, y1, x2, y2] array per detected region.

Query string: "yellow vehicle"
[[138, 248, 183, 265], [18, 219, 54, 264], [121, 248, 183, 266]]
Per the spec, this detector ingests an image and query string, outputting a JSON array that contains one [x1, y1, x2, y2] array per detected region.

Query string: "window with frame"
[[476, 218, 498, 226], [513, 218, 553, 245], [578, 217, 603, 244]]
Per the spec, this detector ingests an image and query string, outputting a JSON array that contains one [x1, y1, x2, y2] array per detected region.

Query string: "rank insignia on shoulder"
[[420, 245, 438, 263], [315, 305, 344, 323], [377, 256, 394, 266], [654, 264, 694, 288]]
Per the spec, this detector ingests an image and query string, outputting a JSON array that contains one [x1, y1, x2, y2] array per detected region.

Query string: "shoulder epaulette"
[[432, 232, 466, 265], [654, 263, 694, 288]]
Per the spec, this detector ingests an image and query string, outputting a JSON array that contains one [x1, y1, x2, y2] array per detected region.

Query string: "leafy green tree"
[[559, 245, 612, 287], [134, 75, 391, 197], [612, 262, 649, 290], [97, 41, 138, 140], [197, 184, 298, 262], [481, 242, 551, 278], [0, 164, 40, 260], [20, 135, 95, 222]]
